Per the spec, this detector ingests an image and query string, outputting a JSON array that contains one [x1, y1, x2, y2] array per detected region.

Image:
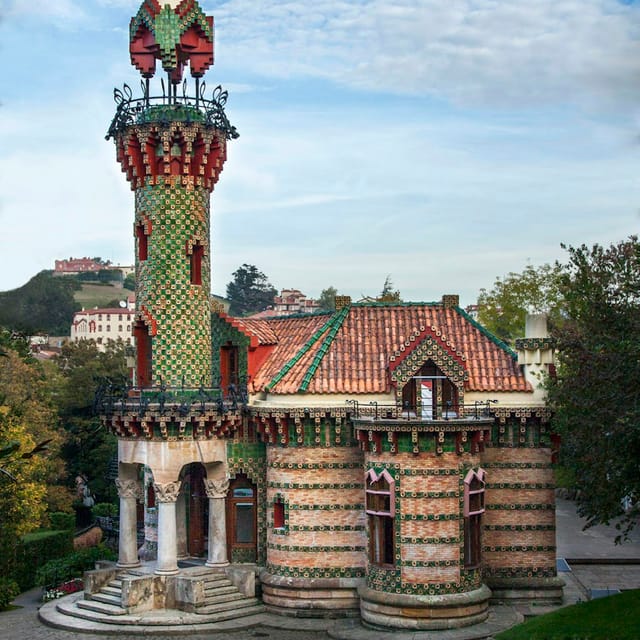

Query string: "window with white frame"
[[366, 469, 395, 566], [463, 468, 485, 568]]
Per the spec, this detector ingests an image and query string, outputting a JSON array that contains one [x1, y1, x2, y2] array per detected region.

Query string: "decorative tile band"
[[485, 503, 555, 511], [399, 513, 460, 521], [400, 536, 461, 544], [268, 543, 366, 553], [288, 503, 364, 511], [290, 525, 365, 532], [265, 564, 365, 579], [400, 468, 462, 476], [399, 490, 460, 498], [268, 461, 361, 470], [400, 559, 460, 568], [268, 482, 363, 490]]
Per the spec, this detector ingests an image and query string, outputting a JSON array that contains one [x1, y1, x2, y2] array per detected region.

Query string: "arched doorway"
[[181, 463, 208, 557], [226, 474, 257, 563]]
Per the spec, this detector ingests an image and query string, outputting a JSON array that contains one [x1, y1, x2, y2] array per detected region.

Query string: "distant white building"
[[71, 299, 135, 351], [272, 288, 319, 315]]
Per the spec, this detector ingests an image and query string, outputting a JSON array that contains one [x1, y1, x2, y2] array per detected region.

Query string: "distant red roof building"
[[55, 257, 109, 274]]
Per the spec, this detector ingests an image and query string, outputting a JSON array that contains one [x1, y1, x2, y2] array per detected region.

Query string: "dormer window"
[[401, 361, 459, 419]]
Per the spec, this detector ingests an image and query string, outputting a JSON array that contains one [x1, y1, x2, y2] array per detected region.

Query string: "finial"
[[130, 0, 214, 82]]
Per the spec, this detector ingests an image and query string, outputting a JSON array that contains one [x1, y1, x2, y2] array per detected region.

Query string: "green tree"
[[378, 275, 401, 303], [226, 264, 277, 316], [0, 271, 80, 335], [123, 273, 136, 291], [0, 338, 69, 513], [54, 340, 128, 502], [317, 286, 337, 312], [477, 263, 565, 343], [547, 237, 640, 540]]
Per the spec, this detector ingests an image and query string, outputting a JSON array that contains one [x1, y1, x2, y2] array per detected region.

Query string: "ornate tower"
[[108, 0, 237, 390]]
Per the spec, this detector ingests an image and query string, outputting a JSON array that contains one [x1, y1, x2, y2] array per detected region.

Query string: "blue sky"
[[1, 0, 639, 305]]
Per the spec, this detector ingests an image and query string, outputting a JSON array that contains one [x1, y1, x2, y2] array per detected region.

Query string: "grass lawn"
[[74, 283, 123, 309], [495, 590, 640, 639]]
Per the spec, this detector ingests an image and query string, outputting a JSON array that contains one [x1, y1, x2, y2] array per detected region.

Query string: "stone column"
[[204, 478, 230, 567], [116, 478, 142, 568], [176, 488, 188, 559], [154, 481, 182, 575]]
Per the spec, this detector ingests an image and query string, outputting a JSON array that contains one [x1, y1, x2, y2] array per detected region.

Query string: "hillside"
[[0, 272, 131, 336]]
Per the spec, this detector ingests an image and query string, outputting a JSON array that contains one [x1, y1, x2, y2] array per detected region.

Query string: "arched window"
[[190, 242, 204, 286], [136, 223, 148, 261], [463, 468, 486, 568], [366, 469, 395, 566]]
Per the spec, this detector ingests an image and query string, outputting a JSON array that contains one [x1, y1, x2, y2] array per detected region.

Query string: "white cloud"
[[214, 0, 640, 111]]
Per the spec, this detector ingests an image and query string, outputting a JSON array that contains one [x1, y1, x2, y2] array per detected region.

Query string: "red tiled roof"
[[232, 303, 530, 395]]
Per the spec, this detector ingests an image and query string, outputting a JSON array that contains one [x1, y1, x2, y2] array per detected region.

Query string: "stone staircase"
[[51, 566, 264, 629], [187, 569, 263, 618]]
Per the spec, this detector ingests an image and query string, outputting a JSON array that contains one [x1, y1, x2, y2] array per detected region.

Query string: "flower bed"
[[42, 578, 83, 602]]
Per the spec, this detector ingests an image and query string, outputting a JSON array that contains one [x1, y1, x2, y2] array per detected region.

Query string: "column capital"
[[116, 478, 141, 499], [204, 477, 229, 499], [153, 480, 182, 503]]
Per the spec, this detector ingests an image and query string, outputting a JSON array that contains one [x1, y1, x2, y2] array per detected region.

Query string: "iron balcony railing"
[[94, 376, 248, 419], [346, 399, 498, 422], [106, 79, 239, 141]]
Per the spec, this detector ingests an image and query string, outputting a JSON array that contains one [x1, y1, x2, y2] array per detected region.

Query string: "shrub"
[[49, 512, 75, 531], [0, 578, 19, 610], [13, 530, 74, 591], [35, 544, 116, 588], [92, 502, 118, 518]]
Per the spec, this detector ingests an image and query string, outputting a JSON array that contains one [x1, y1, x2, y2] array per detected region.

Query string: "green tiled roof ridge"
[[453, 306, 518, 359], [264, 315, 337, 392], [298, 305, 351, 392]]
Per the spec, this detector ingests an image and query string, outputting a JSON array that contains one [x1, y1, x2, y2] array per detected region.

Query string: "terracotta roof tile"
[[236, 303, 530, 395]]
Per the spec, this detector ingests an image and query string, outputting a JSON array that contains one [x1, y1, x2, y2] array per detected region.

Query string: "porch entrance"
[[182, 463, 208, 557]]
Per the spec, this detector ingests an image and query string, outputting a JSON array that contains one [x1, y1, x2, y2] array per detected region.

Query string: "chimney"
[[516, 313, 556, 402], [441, 294, 459, 309], [335, 295, 352, 311]]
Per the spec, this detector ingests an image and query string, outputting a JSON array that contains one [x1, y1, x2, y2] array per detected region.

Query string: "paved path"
[[2, 498, 639, 640]]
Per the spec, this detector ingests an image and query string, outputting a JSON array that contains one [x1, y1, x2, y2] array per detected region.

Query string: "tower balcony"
[[95, 379, 248, 441], [106, 82, 238, 142]]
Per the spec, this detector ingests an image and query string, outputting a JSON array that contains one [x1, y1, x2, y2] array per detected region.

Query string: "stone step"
[[196, 597, 261, 616], [89, 592, 123, 607], [76, 598, 127, 617], [204, 603, 265, 621], [101, 585, 122, 597], [202, 591, 249, 606], [204, 584, 237, 597], [108, 579, 123, 588]]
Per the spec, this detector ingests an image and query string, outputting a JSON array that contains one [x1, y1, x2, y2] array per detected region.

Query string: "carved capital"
[[204, 478, 229, 499], [116, 479, 141, 499], [153, 481, 182, 503]]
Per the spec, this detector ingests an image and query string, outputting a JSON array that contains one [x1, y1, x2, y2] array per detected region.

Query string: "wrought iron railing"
[[94, 376, 248, 419], [106, 79, 239, 141], [346, 399, 498, 421]]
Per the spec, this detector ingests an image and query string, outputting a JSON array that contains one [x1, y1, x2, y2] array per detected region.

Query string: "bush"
[[0, 578, 19, 610], [35, 544, 116, 588], [92, 502, 118, 518], [49, 512, 75, 531], [13, 530, 74, 591]]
